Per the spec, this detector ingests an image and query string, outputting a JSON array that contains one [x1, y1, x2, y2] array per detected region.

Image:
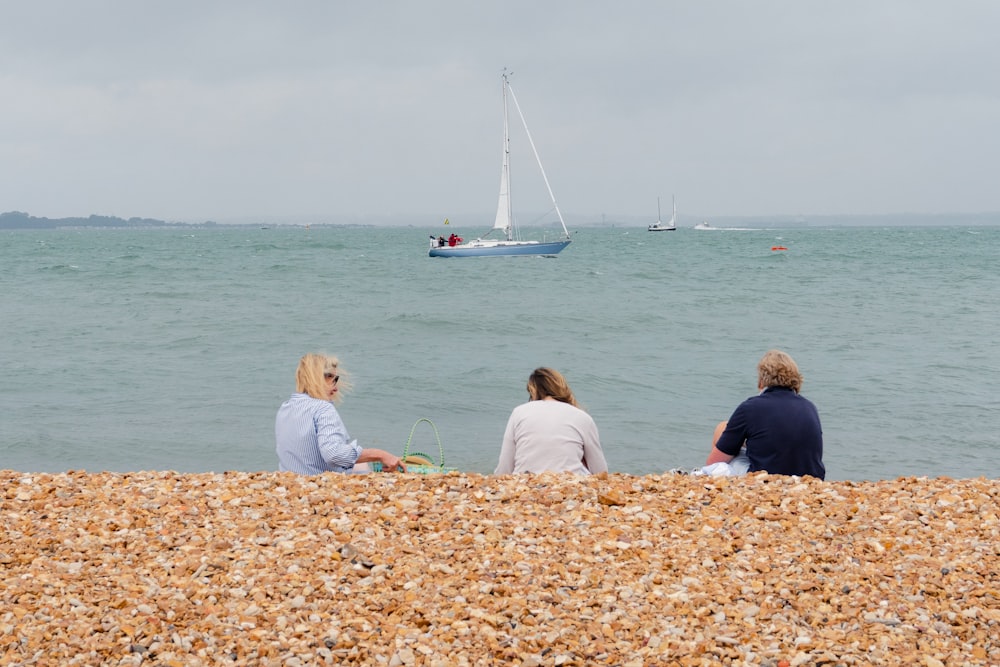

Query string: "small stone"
[[0, 470, 995, 665], [598, 489, 626, 506]]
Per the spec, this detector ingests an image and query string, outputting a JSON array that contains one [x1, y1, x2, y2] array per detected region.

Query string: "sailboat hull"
[[429, 239, 571, 257]]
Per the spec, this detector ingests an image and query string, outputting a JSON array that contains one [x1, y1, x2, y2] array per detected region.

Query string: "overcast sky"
[[3, 1, 999, 224]]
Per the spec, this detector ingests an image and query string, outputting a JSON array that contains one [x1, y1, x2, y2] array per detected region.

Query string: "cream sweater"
[[494, 399, 607, 475]]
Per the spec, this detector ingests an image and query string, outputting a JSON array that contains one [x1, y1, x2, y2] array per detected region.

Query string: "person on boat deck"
[[495, 367, 608, 475], [275, 353, 406, 475], [438, 235, 446, 247], [702, 349, 825, 479], [448, 233, 460, 246]]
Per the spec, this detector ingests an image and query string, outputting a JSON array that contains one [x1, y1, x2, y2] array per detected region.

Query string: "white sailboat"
[[648, 195, 677, 232], [428, 70, 572, 258]]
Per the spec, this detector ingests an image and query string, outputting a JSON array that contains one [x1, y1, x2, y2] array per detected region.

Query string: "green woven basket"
[[374, 418, 458, 474]]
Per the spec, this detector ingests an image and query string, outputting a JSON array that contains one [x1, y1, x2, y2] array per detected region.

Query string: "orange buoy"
[[771, 246, 787, 251]]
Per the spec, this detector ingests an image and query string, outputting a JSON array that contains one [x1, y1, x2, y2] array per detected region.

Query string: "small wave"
[[39, 264, 81, 272]]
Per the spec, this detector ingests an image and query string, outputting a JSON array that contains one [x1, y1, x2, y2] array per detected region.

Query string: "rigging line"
[[505, 81, 570, 238]]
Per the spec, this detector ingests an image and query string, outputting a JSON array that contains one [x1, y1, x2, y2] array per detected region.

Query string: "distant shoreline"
[[4, 210, 999, 230]]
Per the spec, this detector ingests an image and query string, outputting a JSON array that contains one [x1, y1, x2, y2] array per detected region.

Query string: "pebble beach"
[[2, 470, 997, 666]]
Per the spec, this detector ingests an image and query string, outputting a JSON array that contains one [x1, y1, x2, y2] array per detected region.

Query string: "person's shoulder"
[[510, 401, 536, 415], [553, 400, 593, 420], [514, 400, 583, 416], [737, 390, 778, 411], [280, 392, 308, 406], [772, 389, 820, 410], [295, 394, 338, 414], [795, 393, 820, 409], [545, 399, 585, 411]]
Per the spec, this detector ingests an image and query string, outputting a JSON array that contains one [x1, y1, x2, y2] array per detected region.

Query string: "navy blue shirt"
[[715, 387, 825, 479]]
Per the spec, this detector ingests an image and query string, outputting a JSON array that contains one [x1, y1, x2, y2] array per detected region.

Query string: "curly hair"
[[757, 350, 803, 393]]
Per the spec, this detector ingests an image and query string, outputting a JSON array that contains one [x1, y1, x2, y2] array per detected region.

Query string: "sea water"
[[2, 224, 998, 481]]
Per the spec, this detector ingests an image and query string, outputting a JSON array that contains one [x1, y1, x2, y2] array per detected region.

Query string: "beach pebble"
[[0, 469, 997, 664]]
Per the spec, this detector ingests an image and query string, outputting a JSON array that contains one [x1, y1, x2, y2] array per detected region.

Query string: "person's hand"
[[383, 453, 407, 472]]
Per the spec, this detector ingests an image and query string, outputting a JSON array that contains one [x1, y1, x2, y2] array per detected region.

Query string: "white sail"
[[493, 166, 511, 234], [492, 80, 512, 236]]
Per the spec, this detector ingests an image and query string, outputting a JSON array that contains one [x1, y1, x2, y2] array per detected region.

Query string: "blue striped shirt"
[[275, 393, 362, 474]]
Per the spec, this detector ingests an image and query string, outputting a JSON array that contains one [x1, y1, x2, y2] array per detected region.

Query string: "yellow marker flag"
[[444, 218, 449, 225]]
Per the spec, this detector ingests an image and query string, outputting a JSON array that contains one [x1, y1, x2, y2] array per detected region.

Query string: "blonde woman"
[[275, 353, 405, 474], [495, 367, 608, 475]]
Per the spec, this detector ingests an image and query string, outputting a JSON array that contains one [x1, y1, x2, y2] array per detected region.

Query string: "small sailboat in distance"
[[648, 195, 677, 232]]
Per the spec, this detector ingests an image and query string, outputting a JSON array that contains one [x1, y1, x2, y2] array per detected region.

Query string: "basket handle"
[[403, 418, 445, 468]]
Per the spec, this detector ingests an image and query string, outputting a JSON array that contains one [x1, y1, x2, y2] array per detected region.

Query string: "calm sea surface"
[[2, 224, 998, 481]]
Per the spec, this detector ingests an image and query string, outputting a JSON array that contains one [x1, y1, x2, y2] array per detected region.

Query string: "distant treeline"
[[4, 209, 998, 230], [0, 211, 214, 230]]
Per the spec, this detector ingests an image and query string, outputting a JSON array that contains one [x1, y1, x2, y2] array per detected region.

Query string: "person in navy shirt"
[[705, 350, 825, 479]]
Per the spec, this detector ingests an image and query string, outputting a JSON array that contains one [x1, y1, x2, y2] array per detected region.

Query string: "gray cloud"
[[2, 1, 998, 222]]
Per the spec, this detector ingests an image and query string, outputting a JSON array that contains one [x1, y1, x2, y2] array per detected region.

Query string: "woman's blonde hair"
[[757, 349, 803, 393], [295, 353, 351, 402], [527, 367, 579, 408]]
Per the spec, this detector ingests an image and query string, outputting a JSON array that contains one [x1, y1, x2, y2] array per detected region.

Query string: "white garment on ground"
[[692, 448, 751, 477]]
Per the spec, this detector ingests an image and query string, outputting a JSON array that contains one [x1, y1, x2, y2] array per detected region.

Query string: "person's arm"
[[315, 406, 405, 472], [708, 407, 748, 464], [581, 418, 608, 474], [705, 444, 736, 465], [316, 406, 363, 471], [494, 413, 517, 474], [704, 420, 733, 464], [356, 448, 407, 472]]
